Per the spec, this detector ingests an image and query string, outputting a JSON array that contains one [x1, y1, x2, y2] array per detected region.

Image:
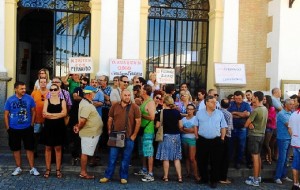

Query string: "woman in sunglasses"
[[42, 84, 67, 179], [175, 90, 193, 118]]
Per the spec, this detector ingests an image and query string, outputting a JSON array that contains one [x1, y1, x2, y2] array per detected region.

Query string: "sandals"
[[56, 169, 63, 179], [178, 177, 183, 183], [79, 173, 95, 180], [44, 169, 51, 178], [161, 176, 169, 182]]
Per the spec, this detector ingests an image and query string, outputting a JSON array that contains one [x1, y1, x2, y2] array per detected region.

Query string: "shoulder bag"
[[107, 104, 131, 148], [155, 109, 164, 142]]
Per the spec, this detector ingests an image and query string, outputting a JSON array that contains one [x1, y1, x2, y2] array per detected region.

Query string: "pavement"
[[0, 149, 295, 190]]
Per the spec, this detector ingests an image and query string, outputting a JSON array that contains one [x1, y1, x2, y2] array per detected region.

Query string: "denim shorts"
[[247, 136, 264, 154], [292, 147, 300, 170]]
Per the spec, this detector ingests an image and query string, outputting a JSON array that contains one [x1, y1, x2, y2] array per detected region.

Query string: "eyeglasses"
[[155, 96, 162, 100], [121, 81, 129, 84], [214, 94, 219, 97], [50, 88, 58, 91], [186, 108, 194, 111], [41, 95, 44, 101]]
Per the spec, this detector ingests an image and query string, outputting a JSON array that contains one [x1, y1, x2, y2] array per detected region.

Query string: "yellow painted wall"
[[140, 0, 149, 77], [5, 0, 18, 96]]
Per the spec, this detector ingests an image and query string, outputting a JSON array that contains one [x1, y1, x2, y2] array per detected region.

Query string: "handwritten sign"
[[109, 59, 143, 80], [69, 57, 93, 74], [215, 63, 246, 84], [156, 68, 175, 84]]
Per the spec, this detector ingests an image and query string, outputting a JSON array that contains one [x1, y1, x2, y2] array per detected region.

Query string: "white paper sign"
[[156, 68, 175, 84], [215, 63, 246, 84], [109, 59, 143, 80], [69, 57, 93, 74]]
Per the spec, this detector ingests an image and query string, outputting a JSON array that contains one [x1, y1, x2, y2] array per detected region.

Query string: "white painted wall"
[[122, 0, 141, 59], [267, 0, 300, 89], [98, 0, 118, 77], [221, 0, 239, 63], [0, 0, 6, 72]]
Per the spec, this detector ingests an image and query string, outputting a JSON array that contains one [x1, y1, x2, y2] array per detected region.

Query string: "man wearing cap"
[[73, 86, 103, 179]]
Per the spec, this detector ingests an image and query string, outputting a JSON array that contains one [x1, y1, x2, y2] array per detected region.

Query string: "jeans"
[[230, 128, 247, 164], [274, 139, 290, 179], [104, 138, 134, 179]]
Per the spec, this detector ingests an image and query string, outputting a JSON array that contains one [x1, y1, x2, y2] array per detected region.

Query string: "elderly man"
[[73, 86, 103, 179], [274, 99, 294, 184], [196, 95, 227, 188], [198, 89, 221, 110], [100, 89, 141, 184]]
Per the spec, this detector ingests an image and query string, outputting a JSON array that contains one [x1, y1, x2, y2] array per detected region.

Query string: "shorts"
[[34, 123, 43, 133], [182, 137, 196, 146], [292, 147, 300, 170], [8, 127, 34, 151], [81, 135, 100, 156], [138, 133, 154, 157], [247, 136, 264, 154]]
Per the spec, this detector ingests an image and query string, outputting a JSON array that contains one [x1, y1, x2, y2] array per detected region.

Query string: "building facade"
[[0, 0, 300, 111]]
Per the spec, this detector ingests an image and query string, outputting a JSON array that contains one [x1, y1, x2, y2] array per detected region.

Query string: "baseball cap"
[[83, 86, 97, 94]]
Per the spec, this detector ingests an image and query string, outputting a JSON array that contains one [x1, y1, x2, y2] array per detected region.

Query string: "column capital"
[[90, 0, 101, 11], [208, 9, 224, 20], [5, 0, 18, 5]]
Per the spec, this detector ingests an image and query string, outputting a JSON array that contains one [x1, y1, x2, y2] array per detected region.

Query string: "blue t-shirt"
[[277, 109, 292, 140], [228, 101, 251, 128], [4, 94, 36, 129], [182, 116, 198, 139], [93, 90, 104, 117]]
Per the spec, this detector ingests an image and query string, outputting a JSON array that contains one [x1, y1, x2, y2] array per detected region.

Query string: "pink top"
[[267, 106, 276, 129]]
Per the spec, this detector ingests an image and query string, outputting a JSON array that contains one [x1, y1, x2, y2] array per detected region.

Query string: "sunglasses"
[[121, 81, 129, 84], [135, 81, 140, 84], [214, 94, 219, 97], [41, 95, 44, 101], [50, 88, 58, 91], [155, 96, 162, 100]]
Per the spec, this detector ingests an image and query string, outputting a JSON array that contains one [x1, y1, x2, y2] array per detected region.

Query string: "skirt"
[[156, 134, 182, 161]]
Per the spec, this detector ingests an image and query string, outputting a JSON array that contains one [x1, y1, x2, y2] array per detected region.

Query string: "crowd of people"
[[3, 69, 300, 189]]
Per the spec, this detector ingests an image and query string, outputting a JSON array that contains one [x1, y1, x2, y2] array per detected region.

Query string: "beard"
[[121, 99, 130, 104]]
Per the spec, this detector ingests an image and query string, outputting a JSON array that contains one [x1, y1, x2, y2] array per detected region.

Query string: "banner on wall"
[[156, 68, 175, 84], [69, 57, 93, 74], [109, 59, 143, 80], [214, 63, 246, 84]]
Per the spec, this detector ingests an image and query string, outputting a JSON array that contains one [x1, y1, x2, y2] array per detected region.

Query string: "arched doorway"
[[17, 0, 91, 91], [147, 0, 209, 95]]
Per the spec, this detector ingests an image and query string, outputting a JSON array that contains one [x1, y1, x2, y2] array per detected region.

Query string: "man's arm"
[[220, 128, 226, 140], [244, 118, 254, 129], [130, 117, 141, 141], [31, 107, 36, 126], [4, 110, 10, 130], [107, 117, 113, 134], [73, 117, 87, 133]]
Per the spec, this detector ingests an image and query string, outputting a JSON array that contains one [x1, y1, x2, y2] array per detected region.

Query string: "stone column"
[[97, 0, 118, 77], [122, 0, 141, 59], [221, 0, 239, 63]]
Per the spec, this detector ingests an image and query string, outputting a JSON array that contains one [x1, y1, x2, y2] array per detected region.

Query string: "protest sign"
[[156, 68, 175, 84], [69, 57, 93, 74], [109, 59, 143, 80]]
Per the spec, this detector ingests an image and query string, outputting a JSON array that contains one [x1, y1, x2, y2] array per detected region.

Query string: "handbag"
[[107, 104, 131, 148], [155, 109, 164, 142]]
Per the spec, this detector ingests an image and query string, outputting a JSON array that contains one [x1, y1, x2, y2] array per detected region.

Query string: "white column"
[[221, 0, 239, 63], [122, 0, 141, 59], [98, 0, 118, 76], [0, 0, 6, 72]]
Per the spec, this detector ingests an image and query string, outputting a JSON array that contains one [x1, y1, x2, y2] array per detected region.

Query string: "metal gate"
[[147, 0, 209, 94], [18, 0, 91, 77]]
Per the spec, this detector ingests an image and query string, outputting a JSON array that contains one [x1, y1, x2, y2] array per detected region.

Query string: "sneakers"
[[29, 167, 40, 176], [283, 177, 293, 182], [11, 167, 22, 176], [245, 177, 260, 187], [248, 176, 262, 183], [134, 169, 147, 176], [274, 179, 283, 184], [141, 173, 155, 182], [120, 179, 128, 184], [99, 177, 110, 183]]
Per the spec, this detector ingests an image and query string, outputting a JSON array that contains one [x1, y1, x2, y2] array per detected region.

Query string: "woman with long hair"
[[147, 72, 160, 96], [263, 95, 276, 164], [42, 84, 67, 178], [34, 68, 52, 90], [175, 90, 193, 117], [156, 96, 183, 183]]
